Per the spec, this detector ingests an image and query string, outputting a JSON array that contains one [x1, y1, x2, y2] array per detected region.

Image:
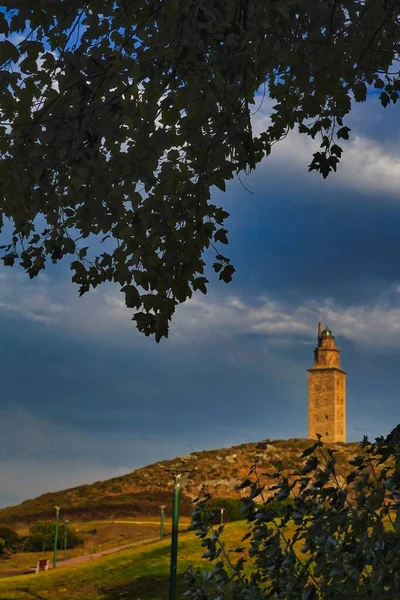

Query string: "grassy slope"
[[0, 518, 396, 599], [0, 439, 360, 524], [0, 522, 250, 600], [0, 519, 178, 572]]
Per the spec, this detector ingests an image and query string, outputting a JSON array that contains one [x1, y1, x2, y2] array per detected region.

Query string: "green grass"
[[0, 522, 249, 600], [0, 519, 179, 572]]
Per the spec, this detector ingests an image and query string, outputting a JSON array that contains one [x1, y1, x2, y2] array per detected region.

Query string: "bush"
[[206, 498, 243, 523], [24, 521, 83, 552], [188, 427, 400, 600], [0, 526, 20, 554]]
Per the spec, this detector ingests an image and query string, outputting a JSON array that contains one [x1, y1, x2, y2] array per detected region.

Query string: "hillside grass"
[[1, 514, 395, 599], [0, 521, 252, 600], [0, 439, 361, 525], [0, 519, 193, 572]]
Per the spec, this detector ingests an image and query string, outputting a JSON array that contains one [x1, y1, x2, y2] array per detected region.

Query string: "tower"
[[307, 321, 346, 443]]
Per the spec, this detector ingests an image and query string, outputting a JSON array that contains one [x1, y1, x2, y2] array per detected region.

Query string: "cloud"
[[171, 291, 400, 350], [2, 266, 400, 351], [0, 268, 136, 340], [251, 100, 400, 199]]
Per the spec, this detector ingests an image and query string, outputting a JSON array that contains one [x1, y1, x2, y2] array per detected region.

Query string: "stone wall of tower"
[[307, 324, 346, 444], [308, 368, 346, 443]]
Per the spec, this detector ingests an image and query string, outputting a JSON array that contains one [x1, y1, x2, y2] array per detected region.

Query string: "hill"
[[0, 523, 248, 599], [0, 438, 360, 525]]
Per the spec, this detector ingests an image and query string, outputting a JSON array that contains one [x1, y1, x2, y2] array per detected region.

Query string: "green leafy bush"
[[187, 427, 400, 599], [0, 526, 20, 554], [206, 498, 244, 523], [24, 521, 83, 552]]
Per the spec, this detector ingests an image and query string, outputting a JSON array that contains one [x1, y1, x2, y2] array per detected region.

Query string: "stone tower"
[[307, 321, 346, 443]]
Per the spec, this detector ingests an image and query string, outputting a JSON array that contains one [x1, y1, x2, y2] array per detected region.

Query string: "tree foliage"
[[187, 427, 400, 599], [24, 521, 82, 552], [0, 526, 20, 555], [0, 1, 399, 340]]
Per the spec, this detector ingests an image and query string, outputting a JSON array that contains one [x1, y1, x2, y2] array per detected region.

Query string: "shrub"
[[188, 427, 400, 600], [206, 498, 244, 523], [0, 526, 20, 554], [24, 521, 83, 552]]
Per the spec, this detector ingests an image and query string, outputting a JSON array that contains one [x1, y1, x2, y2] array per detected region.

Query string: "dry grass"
[[0, 439, 361, 525], [0, 518, 190, 572]]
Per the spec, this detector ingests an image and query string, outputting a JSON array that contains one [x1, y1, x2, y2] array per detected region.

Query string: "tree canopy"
[[0, 1, 399, 340]]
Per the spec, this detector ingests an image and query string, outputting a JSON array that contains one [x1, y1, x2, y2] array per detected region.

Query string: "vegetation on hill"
[[188, 431, 400, 599], [0, 439, 360, 525], [1, 431, 399, 600]]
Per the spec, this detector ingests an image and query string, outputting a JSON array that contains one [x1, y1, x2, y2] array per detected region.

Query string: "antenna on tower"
[[317, 319, 322, 341]]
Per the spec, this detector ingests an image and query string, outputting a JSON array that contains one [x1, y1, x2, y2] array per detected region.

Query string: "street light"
[[53, 506, 60, 568], [63, 520, 70, 560], [220, 508, 225, 526], [159, 505, 166, 539], [166, 468, 190, 600]]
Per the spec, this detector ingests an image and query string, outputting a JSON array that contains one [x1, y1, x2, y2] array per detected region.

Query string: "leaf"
[[155, 312, 169, 343], [0, 13, 9, 35], [379, 92, 390, 108], [330, 144, 343, 157], [121, 285, 141, 308], [192, 277, 208, 294], [353, 82, 367, 102], [214, 229, 229, 245], [63, 238, 75, 254], [301, 442, 320, 458], [374, 77, 385, 89], [301, 456, 319, 474], [337, 127, 351, 140], [219, 265, 235, 283], [78, 247, 88, 260], [2, 252, 16, 267], [212, 262, 223, 273], [0, 40, 19, 64]]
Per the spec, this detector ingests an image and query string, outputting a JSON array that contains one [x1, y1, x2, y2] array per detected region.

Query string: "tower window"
[[326, 432, 329, 436], [325, 415, 328, 420]]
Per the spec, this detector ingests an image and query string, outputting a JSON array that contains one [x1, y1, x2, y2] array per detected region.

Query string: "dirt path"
[[55, 535, 163, 568]]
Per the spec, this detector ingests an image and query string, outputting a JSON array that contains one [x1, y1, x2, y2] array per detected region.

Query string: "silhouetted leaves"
[[0, 1, 399, 339], [189, 426, 400, 599]]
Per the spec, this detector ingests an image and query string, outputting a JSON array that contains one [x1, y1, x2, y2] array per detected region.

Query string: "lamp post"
[[63, 520, 69, 560], [169, 473, 181, 600], [167, 468, 190, 600], [220, 508, 225, 526], [53, 506, 60, 568], [160, 505, 166, 539]]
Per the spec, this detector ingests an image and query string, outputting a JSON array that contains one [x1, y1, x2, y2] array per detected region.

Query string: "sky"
[[0, 91, 400, 508]]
